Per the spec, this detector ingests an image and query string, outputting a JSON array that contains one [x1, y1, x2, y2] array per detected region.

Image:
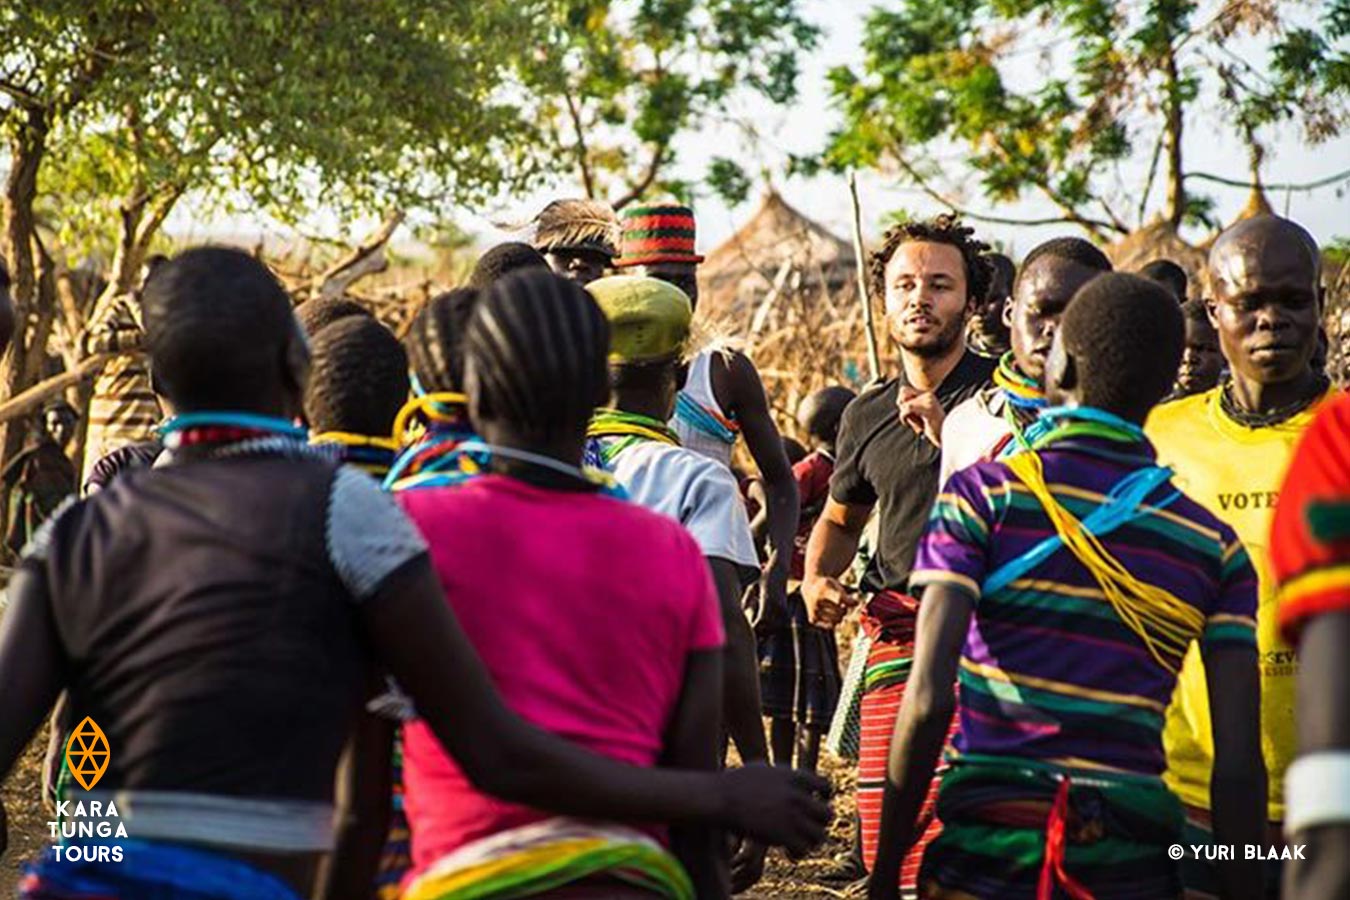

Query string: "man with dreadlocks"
[[0, 247, 830, 900], [613, 204, 800, 634], [304, 316, 408, 479], [869, 274, 1265, 900], [529, 198, 620, 286], [1147, 215, 1335, 898], [802, 214, 995, 892], [938, 237, 1112, 486], [390, 270, 824, 899], [585, 274, 775, 891]]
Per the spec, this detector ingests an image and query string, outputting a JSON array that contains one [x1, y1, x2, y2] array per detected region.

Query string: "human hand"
[[802, 576, 859, 629], [717, 763, 831, 857], [897, 386, 944, 447]]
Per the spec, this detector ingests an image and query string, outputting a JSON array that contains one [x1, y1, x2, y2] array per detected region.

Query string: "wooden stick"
[[0, 352, 122, 425], [313, 211, 405, 301], [848, 170, 882, 381]]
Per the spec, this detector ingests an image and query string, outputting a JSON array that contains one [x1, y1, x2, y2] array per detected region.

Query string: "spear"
[[848, 170, 881, 381]]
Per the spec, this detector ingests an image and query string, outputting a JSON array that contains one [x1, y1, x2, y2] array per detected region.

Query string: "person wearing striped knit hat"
[[871, 274, 1265, 900], [614, 204, 799, 636]]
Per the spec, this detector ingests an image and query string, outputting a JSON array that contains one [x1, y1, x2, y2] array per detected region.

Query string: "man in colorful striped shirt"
[[869, 274, 1265, 900]]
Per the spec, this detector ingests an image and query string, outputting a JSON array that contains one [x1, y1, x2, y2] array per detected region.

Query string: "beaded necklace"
[[585, 409, 680, 468], [157, 412, 316, 461]]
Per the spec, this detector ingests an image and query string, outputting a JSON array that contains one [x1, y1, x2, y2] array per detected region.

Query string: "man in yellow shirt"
[[1147, 215, 1332, 898]]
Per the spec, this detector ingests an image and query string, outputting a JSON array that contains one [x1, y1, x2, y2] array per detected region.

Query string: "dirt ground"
[[1, 724, 861, 898]]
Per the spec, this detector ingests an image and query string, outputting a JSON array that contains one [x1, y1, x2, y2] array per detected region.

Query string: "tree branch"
[[886, 149, 1125, 237], [0, 353, 124, 425], [0, 78, 40, 108], [612, 141, 669, 211], [1183, 168, 1350, 191], [562, 88, 597, 199], [312, 212, 405, 302]]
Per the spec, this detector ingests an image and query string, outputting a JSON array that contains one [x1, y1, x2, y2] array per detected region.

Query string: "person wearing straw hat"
[[530, 198, 621, 287], [613, 203, 799, 635]]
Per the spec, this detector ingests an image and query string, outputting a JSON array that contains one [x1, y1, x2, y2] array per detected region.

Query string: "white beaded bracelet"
[[1285, 751, 1350, 836]]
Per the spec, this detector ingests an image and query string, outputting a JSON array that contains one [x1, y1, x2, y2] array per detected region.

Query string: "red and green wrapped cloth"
[[1272, 392, 1350, 644], [918, 755, 1184, 900]]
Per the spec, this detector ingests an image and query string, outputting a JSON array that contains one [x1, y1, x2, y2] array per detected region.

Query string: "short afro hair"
[[304, 316, 409, 437], [1180, 298, 1212, 326], [1019, 237, 1113, 282], [1137, 259, 1188, 302], [143, 246, 299, 410], [404, 288, 480, 394], [1059, 273, 1184, 420], [295, 296, 371, 337], [869, 214, 991, 303], [469, 242, 549, 290]]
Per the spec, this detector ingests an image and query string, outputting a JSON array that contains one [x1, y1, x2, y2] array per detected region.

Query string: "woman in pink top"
[[397, 270, 731, 900]]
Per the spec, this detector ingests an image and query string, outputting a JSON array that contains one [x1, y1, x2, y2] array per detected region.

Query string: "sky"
[[487, 0, 1350, 257], [167, 0, 1350, 259]]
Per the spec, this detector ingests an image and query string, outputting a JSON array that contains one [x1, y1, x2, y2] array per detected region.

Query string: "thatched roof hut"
[[698, 190, 856, 323], [1105, 221, 1208, 299], [1104, 186, 1278, 299]]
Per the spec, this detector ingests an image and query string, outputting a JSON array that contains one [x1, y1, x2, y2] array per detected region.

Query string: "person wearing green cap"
[[614, 203, 800, 649], [586, 274, 774, 892]]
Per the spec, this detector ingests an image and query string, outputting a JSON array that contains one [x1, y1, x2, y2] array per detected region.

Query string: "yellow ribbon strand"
[[1004, 451, 1204, 673], [393, 392, 469, 447]]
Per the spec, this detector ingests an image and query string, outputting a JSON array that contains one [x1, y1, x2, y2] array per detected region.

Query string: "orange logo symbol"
[[64, 717, 110, 791]]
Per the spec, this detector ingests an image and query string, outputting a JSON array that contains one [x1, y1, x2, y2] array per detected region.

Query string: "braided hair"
[[404, 288, 480, 393], [304, 316, 409, 436], [142, 246, 300, 410], [464, 269, 610, 444]]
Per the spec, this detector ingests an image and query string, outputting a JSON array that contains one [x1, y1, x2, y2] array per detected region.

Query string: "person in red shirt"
[[1270, 391, 1350, 900], [758, 386, 856, 774]]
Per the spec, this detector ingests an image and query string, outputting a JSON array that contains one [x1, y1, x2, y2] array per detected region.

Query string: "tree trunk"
[[1163, 47, 1186, 228], [1, 112, 51, 465]]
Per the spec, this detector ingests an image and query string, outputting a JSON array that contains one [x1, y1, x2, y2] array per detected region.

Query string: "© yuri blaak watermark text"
[[1168, 843, 1307, 861]]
